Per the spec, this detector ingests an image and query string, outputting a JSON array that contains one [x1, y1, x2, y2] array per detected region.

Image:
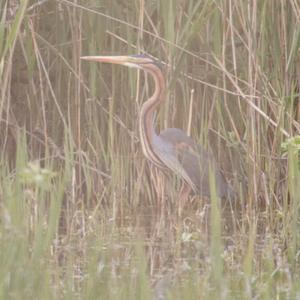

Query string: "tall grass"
[[1, 0, 300, 298]]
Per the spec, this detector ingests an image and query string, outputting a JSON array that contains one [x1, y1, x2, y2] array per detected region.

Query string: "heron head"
[[80, 54, 162, 70]]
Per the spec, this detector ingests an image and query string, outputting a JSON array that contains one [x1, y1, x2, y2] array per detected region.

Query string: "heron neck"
[[141, 69, 165, 135], [139, 67, 165, 166]]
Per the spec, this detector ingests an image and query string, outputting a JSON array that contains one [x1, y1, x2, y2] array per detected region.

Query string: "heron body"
[[81, 54, 230, 198], [158, 128, 229, 197]]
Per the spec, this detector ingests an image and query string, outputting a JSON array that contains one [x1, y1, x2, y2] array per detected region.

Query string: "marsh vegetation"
[[1, 0, 300, 299]]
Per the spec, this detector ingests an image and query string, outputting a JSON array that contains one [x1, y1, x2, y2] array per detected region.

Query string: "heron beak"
[[80, 55, 140, 68]]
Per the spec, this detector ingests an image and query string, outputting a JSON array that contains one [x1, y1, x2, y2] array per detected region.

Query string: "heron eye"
[[131, 54, 150, 59]]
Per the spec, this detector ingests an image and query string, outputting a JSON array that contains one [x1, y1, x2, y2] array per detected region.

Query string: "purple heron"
[[81, 54, 231, 199]]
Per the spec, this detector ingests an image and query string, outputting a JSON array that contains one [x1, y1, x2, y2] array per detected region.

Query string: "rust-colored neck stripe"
[[139, 63, 165, 168]]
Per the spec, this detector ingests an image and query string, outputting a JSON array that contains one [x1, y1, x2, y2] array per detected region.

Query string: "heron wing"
[[157, 128, 228, 198], [153, 133, 198, 191]]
